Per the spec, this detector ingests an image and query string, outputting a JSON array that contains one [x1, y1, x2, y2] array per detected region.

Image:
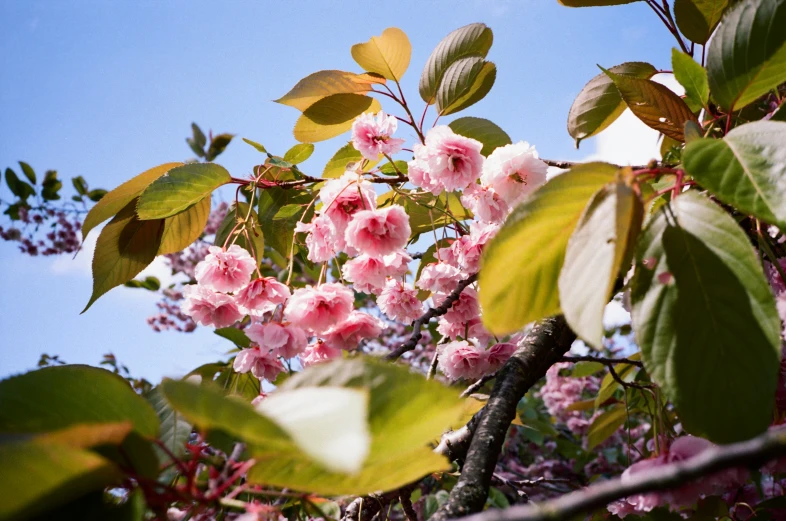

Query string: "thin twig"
[[558, 355, 643, 368], [460, 371, 498, 398]]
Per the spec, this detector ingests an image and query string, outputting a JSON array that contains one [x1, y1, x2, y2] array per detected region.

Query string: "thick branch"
[[431, 315, 577, 521], [456, 428, 786, 521], [385, 274, 478, 361]]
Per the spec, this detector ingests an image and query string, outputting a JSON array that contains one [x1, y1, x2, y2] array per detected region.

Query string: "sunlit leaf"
[[275, 70, 373, 111], [587, 404, 627, 449], [673, 0, 729, 44], [136, 163, 231, 220], [283, 143, 315, 165], [158, 195, 211, 255], [350, 28, 411, 82], [671, 48, 709, 110], [293, 94, 382, 143]]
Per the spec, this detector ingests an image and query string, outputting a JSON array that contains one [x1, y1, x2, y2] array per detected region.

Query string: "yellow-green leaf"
[[293, 94, 382, 143], [480, 163, 618, 335], [275, 70, 372, 112], [136, 163, 231, 220], [81, 162, 181, 240], [158, 196, 211, 255], [674, 0, 729, 44], [350, 27, 411, 82], [283, 143, 315, 165], [587, 404, 627, 449]]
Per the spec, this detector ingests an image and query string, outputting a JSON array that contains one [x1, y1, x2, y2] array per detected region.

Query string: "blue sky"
[[0, 0, 670, 381]]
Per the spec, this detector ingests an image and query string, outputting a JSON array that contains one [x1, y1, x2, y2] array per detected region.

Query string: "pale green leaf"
[[136, 163, 231, 220]]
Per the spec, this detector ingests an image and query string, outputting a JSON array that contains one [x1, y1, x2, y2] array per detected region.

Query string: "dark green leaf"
[[435, 57, 496, 116], [191, 123, 207, 149], [448, 117, 511, 156], [19, 161, 36, 184], [674, 0, 729, 44], [146, 388, 192, 461], [631, 192, 780, 442], [205, 133, 234, 162], [72, 176, 89, 196], [258, 188, 312, 257], [41, 170, 62, 201], [137, 163, 231, 220], [4, 168, 35, 200], [214, 201, 265, 262], [87, 189, 107, 202], [214, 327, 251, 348]]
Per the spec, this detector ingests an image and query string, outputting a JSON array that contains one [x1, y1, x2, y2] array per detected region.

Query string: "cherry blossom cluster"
[[0, 206, 81, 256]]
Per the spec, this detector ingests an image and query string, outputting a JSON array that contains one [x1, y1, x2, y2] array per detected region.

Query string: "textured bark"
[[431, 315, 576, 521]]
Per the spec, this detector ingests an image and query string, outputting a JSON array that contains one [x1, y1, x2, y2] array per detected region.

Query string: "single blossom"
[[421, 126, 484, 192], [377, 279, 423, 323], [461, 183, 510, 223], [344, 205, 411, 257], [342, 250, 411, 294], [295, 214, 337, 263], [439, 287, 480, 324], [480, 141, 547, 207], [417, 262, 464, 294], [284, 283, 354, 333], [322, 311, 385, 351], [194, 244, 257, 293], [233, 345, 284, 381], [234, 277, 291, 316], [351, 111, 406, 161], [300, 340, 343, 366], [246, 322, 307, 359], [451, 221, 500, 272], [319, 172, 377, 239], [181, 284, 244, 328], [408, 145, 444, 195], [486, 342, 516, 371], [438, 340, 489, 381]]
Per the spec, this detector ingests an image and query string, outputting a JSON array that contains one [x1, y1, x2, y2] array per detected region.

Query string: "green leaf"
[[479, 163, 618, 335], [146, 388, 192, 461], [673, 0, 729, 44], [124, 276, 161, 291], [671, 48, 709, 110], [258, 187, 312, 256], [435, 57, 496, 116], [41, 170, 62, 201], [587, 404, 627, 449], [275, 70, 372, 112], [559, 180, 643, 348], [81, 162, 182, 240], [136, 163, 230, 220], [350, 28, 411, 82], [631, 192, 780, 443], [771, 100, 786, 122], [88, 189, 107, 202], [157, 194, 210, 255], [595, 359, 639, 407], [72, 176, 89, 196], [214, 327, 251, 348], [0, 441, 121, 521], [322, 142, 380, 178], [4, 167, 36, 200], [293, 93, 382, 143], [205, 133, 234, 162], [283, 143, 315, 165], [379, 160, 408, 176], [682, 121, 786, 230], [558, 0, 640, 5], [379, 190, 472, 238], [571, 361, 605, 377], [191, 123, 207, 149], [242, 138, 268, 154], [214, 202, 265, 262], [706, 0, 786, 110], [603, 67, 699, 141], [448, 117, 511, 156], [567, 62, 658, 147], [419, 23, 493, 105], [19, 161, 36, 184], [83, 200, 164, 312], [0, 365, 159, 437]]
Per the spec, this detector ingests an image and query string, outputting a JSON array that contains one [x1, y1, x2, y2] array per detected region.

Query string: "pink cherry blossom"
[[461, 183, 510, 223], [295, 214, 337, 263], [408, 145, 444, 195], [377, 279, 423, 323], [486, 342, 516, 371], [342, 250, 411, 294], [439, 287, 480, 323], [233, 345, 284, 381], [436, 316, 491, 345], [451, 222, 500, 272], [283, 283, 354, 333], [246, 322, 307, 359], [417, 262, 464, 294], [438, 340, 489, 381], [319, 172, 377, 237], [234, 277, 291, 317], [181, 285, 244, 328], [322, 311, 384, 351], [300, 340, 343, 366], [436, 242, 461, 268], [480, 141, 547, 207], [194, 244, 257, 293], [344, 205, 411, 257], [421, 126, 484, 192], [351, 111, 406, 161]]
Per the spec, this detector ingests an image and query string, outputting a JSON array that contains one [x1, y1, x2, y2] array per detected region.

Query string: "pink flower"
[[295, 215, 337, 263], [235, 277, 291, 317], [408, 145, 444, 195], [450, 222, 500, 272], [437, 316, 491, 345], [181, 285, 244, 328], [284, 283, 354, 333], [351, 111, 406, 161], [439, 287, 480, 324], [421, 126, 484, 192], [194, 245, 257, 293], [461, 183, 510, 224], [300, 340, 342, 366], [480, 141, 547, 207], [233, 345, 284, 381], [246, 322, 307, 359], [438, 340, 489, 381], [486, 342, 516, 371], [417, 262, 464, 294], [322, 311, 384, 351], [342, 250, 411, 294], [319, 172, 377, 239], [377, 279, 423, 323], [344, 205, 411, 257]]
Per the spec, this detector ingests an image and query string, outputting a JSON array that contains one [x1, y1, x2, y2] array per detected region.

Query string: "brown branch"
[[385, 274, 478, 361], [455, 428, 786, 521], [460, 371, 498, 398], [399, 489, 419, 521], [431, 315, 577, 521], [558, 355, 643, 368]]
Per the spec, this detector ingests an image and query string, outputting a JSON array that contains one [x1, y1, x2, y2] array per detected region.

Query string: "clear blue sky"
[[0, 0, 667, 381]]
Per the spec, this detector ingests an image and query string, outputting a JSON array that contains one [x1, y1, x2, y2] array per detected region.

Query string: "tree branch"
[[558, 355, 643, 368], [385, 274, 478, 361], [431, 315, 577, 521], [455, 428, 786, 521]]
